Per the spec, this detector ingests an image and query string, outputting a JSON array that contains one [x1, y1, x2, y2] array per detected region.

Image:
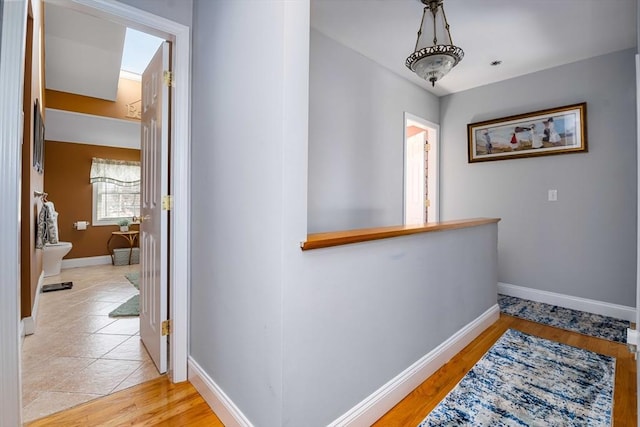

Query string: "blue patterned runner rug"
[[498, 294, 629, 343], [419, 329, 615, 426]]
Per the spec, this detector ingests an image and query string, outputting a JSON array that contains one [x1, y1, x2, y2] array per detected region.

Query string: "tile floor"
[[22, 264, 162, 423]]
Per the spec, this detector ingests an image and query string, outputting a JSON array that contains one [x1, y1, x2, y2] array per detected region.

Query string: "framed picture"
[[467, 103, 587, 163], [33, 99, 45, 174]]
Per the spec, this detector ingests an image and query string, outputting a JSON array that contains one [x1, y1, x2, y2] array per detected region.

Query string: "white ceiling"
[[45, 109, 141, 149], [311, 0, 638, 97], [45, 3, 126, 101]]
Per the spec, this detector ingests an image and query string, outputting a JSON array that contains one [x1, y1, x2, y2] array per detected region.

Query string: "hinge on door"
[[162, 195, 173, 211], [425, 143, 431, 152], [163, 70, 174, 87], [426, 199, 431, 208], [162, 320, 171, 336]]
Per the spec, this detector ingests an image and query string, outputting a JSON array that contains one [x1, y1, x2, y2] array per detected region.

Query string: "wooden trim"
[[301, 218, 500, 251]]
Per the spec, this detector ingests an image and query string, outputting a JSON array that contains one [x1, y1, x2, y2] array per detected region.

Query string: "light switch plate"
[[548, 189, 558, 202]]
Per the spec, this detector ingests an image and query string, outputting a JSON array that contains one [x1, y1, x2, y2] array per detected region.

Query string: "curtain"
[[90, 157, 140, 187]]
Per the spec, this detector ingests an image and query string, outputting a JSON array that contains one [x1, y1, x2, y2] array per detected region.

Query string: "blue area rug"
[[419, 329, 615, 426], [499, 295, 629, 343]]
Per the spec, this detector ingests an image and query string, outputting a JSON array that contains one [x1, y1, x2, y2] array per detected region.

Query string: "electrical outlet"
[[548, 189, 558, 202]]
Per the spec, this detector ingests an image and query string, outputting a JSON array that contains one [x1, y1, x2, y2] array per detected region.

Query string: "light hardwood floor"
[[28, 314, 636, 426], [26, 376, 223, 427]]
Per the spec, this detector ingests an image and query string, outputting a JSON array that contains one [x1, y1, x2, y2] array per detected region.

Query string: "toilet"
[[43, 242, 72, 277]]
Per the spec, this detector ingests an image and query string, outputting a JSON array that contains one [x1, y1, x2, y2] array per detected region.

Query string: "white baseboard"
[[22, 271, 45, 336], [61, 255, 112, 269], [188, 357, 254, 427], [328, 304, 500, 427], [498, 282, 636, 322]]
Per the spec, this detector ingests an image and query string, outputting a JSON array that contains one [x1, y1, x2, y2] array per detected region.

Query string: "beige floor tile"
[[22, 357, 97, 393], [21, 264, 144, 419], [111, 361, 162, 393], [102, 335, 147, 361], [22, 330, 81, 355], [53, 333, 130, 358], [52, 359, 143, 395], [22, 389, 41, 408], [96, 318, 140, 336], [36, 315, 117, 335], [22, 391, 102, 423]]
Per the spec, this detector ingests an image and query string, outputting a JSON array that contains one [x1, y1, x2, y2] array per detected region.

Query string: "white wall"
[[441, 49, 637, 306], [308, 29, 439, 233]]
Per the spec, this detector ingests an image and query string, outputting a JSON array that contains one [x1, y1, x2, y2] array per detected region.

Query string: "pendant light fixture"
[[405, 0, 464, 87]]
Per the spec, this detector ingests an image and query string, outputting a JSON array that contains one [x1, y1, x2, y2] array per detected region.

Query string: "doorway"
[[404, 112, 439, 224], [0, 0, 191, 424]]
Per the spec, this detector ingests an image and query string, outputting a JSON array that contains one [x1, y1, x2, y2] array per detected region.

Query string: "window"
[[90, 157, 141, 225]]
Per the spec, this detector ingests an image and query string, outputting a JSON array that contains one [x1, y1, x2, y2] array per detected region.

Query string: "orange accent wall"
[[406, 125, 425, 139], [44, 141, 141, 259], [45, 77, 142, 121]]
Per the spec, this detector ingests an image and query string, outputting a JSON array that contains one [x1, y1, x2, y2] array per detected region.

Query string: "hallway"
[[22, 264, 161, 422]]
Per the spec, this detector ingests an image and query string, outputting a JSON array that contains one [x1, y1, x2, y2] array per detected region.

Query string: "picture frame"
[[467, 103, 587, 163], [33, 98, 45, 174]]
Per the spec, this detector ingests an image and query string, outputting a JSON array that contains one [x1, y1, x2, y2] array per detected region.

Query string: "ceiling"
[[45, 2, 126, 101], [43, 2, 160, 149], [311, 0, 638, 97], [42, 0, 639, 107]]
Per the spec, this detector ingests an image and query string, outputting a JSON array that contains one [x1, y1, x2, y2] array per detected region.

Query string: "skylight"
[[120, 28, 164, 76]]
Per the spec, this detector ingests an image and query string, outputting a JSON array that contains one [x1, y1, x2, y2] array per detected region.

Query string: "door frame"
[[0, 1, 29, 424], [0, 0, 190, 422], [403, 112, 440, 224], [51, 0, 191, 382]]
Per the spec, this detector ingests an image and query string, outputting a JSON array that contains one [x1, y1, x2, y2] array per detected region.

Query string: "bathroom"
[[19, 3, 165, 420]]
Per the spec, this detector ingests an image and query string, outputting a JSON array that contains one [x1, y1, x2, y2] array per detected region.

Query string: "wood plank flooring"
[[28, 314, 636, 426], [26, 376, 223, 427], [374, 314, 637, 426]]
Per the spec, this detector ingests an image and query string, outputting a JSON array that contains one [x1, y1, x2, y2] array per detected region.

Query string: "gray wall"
[[190, 3, 500, 426], [283, 224, 498, 426], [308, 30, 439, 233], [190, 0, 304, 425], [440, 49, 637, 306]]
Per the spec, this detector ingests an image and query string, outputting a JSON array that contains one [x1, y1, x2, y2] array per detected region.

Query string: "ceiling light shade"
[[406, 0, 464, 87]]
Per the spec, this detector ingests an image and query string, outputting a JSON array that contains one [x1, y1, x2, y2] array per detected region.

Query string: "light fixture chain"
[[431, 5, 438, 45], [414, 6, 428, 52], [440, 5, 454, 45]]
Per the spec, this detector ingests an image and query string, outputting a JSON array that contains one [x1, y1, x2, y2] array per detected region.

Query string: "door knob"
[[133, 215, 150, 223]]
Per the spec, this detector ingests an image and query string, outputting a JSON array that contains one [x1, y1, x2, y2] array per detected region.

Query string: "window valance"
[[90, 157, 141, 187]]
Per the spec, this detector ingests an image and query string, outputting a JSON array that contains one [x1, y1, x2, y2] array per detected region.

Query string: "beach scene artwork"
[[468, 103, 586, 162]]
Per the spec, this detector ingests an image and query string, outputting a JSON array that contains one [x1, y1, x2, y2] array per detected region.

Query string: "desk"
[[107, 231, 139, 265]]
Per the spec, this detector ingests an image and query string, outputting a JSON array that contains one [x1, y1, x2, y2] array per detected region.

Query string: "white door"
[[140, 42, 170, 373], [403, 113, 440, 224]]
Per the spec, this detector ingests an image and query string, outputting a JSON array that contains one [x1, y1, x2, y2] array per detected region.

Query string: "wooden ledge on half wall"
[[300, 218, 501, 251]]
